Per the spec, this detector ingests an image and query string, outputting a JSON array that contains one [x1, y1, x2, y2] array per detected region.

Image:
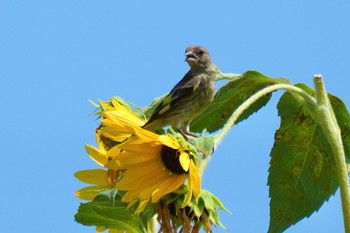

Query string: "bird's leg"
[[180, 124, 199, 139], [178, 129, 189, 141]]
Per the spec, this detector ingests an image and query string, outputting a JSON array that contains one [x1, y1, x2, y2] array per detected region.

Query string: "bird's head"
[[185, 46, 211, 69]]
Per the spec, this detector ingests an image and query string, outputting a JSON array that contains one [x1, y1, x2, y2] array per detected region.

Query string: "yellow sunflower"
[[106, 126, 201, 208], [79, 98, 201, 209]]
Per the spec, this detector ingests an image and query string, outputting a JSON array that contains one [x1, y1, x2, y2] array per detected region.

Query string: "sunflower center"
[[161, 146, 186, 174]]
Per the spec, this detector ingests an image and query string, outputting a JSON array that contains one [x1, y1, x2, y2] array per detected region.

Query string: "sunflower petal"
[[85, 145, 108, 166], [98, 126, 132, 142], [74, 185, 107, 200], [158, 135, 180, 149], [189, 160, 201, 198], [179, 152, 190, 172], [75, 169, 108, 185], [151, 174, 186, 203]]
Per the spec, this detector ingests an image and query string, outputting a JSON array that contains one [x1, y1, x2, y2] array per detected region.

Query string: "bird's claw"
[[179, 129, 199, 141]]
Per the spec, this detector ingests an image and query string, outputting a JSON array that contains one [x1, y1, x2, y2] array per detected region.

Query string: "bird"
[[143, 46, 218, 137]]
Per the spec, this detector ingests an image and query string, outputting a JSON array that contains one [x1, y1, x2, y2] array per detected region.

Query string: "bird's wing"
[[147, 72, 202, 121]]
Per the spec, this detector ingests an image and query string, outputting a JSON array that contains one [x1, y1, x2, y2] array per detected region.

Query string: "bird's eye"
[[198, 49, 204, 55]]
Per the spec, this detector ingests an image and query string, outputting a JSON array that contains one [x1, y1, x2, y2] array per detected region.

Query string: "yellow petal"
[[138, 172, 175, 200], [110, 98, 145, 125], [117, 152, 159, 166], [117, 141, 160, 155], [158, 135, 180, 149], [117, 162, 166, 190], [103, 110, 144, 128], [182, 161, 201, 207], [96, 226, 107, 233], [75, 169, 108, 185], [106, 145, 123, 158], [151, 174, 186, 202], [98, 126, 132, 142], [135, 200, 149, 215], [96, 226, 108, 233], [85, 145, 108, 166], [95, 132, 107, 153], [109, 229, 125, 233], [179, 152, 190, 172], [74, 185, 106, 200], [189, 160, 201, 198], [100, 118, 123, 128], [104, 157, 120, 170], [131, 127, 160, 142], [118, 163, 176, 202], [119, 158, 164, 173]]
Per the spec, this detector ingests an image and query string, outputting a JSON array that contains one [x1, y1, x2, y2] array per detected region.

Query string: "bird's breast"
[[191, 78, 215, 112]]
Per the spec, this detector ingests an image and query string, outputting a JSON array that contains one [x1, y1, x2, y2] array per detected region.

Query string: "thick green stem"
[[215, 83, 317, 146], [215, 71, 242, 81], [313, 75, 350, 233], [208, 74, 349, 231]]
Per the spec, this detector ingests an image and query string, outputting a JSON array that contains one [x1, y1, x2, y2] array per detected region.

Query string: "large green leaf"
[[191, 70, 289, 133], [268, 83, 350, 233], [75, 190, 144, 233]]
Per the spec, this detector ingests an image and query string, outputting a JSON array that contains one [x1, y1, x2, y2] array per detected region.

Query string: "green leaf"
[[75, 190, 144, 233], [268, 83, 350, 233], [191, 70, 289, 133]]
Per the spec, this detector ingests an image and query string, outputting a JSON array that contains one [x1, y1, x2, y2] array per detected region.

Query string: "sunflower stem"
[[216, 71, 242, 81], [313, 75, 350, 233], [214, 83, 317, 147], [198, 156, 211, 174]]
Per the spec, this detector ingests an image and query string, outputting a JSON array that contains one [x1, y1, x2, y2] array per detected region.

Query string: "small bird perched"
[[143, 46, 218, 137]]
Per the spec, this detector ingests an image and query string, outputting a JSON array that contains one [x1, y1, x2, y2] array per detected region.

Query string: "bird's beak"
[[185, 51, 197, 63]]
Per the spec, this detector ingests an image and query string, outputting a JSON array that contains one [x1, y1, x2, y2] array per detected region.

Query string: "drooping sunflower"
[[75, 97, 227, 233], [79, 98, 202, 211], [106, 126, 201, 208]]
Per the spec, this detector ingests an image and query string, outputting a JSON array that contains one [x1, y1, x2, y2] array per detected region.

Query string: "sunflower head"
[[103, 127, 201, 210], [75, 98, 227, 233]]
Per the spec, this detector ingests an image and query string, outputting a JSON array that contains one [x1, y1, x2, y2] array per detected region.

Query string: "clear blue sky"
[[0, 0, 349, 232]]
